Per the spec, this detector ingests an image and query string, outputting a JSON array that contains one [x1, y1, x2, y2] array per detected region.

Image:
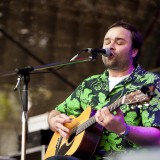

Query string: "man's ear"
[[132, 48, 138, 58]]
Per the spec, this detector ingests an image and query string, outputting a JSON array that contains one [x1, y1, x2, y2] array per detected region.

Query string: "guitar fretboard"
[[72, 96, 124, 136]]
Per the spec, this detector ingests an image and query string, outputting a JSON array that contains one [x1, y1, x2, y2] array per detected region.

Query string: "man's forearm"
[[126, 125, 160, 146], [48, 110, 61, 120], [48, 110, 61, 132]]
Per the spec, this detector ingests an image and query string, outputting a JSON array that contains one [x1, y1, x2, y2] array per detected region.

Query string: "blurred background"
[[0, 0, 160, 159]]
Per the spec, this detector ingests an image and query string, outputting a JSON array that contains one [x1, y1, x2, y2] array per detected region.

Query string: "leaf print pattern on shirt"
[[55, 65, 160, 159]]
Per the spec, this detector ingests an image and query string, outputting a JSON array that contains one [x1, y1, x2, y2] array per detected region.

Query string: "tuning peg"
[[131, 104, 138, 109], [138, 105, 142, 108], [131, 105, 135, 109], [144, 103, 150, 107]]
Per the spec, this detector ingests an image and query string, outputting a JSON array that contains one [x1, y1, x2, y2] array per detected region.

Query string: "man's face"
[[102, 26, 137, 71]]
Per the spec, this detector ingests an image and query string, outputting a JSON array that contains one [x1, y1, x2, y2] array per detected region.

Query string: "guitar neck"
[[74, 116, 96, 135], [108, 96, 124, 112], [74, 96, 125, 135]]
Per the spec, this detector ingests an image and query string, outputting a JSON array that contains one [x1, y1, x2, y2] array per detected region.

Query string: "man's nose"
[[108, 41, 115, 49]]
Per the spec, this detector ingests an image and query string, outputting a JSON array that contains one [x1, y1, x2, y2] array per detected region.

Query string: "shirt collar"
[[103, 64, 146, 83]]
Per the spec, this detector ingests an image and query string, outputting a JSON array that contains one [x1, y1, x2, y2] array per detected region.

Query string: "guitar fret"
[[74, 97, 124, 136], [76, 116, 96, 135], [108, 97, 123, 112]]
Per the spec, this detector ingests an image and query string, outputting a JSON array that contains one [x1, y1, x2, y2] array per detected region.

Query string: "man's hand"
[[95, 107, 127, 135], [48, 110, 72, 139]]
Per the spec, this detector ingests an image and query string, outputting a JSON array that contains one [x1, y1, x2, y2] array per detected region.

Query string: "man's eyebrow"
[[104, 37, 126, 41]]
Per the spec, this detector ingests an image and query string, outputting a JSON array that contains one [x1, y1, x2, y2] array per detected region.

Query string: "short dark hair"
[[107, 20, 143, 67]]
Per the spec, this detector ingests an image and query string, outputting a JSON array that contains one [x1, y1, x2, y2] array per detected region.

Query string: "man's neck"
[[108, 65, 135, 77]]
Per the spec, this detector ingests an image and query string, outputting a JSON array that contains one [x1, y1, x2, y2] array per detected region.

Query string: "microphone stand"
[[12, 57, 93, 160], [14, 66, 34, 160]]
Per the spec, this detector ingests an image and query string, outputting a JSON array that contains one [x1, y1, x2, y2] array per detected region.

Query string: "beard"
[[103, 53, 132, 71]]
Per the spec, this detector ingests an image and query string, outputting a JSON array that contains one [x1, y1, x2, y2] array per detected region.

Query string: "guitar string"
[[71, 97, 123, 136]]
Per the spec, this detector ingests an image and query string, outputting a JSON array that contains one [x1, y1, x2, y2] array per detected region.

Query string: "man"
[[46, 21, 160, 160]]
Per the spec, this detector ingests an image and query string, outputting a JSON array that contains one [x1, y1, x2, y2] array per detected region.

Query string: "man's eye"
[[104, 40, 110, 45], [116, 40, 124, 45]]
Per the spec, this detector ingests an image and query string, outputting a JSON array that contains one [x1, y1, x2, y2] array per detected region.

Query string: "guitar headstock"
[[108, 86, 155, 112], [124, 90, 149, 105], [123, 85, 154, 105]]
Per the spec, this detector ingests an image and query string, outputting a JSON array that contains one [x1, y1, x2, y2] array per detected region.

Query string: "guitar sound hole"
[[68, 132, 76, 143]]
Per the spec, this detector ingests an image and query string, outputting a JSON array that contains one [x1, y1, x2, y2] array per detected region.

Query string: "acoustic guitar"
[[44, 86, 153, 160]]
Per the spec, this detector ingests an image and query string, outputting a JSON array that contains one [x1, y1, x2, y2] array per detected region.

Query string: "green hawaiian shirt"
[[55, 65, 160, 160]]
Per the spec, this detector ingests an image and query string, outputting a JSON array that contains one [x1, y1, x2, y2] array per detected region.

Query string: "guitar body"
[[44, 106, 103, 160]]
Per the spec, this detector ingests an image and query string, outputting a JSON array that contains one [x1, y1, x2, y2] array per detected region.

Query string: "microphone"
[[70, 48, 111, 61], [83, 48, 111, 57]]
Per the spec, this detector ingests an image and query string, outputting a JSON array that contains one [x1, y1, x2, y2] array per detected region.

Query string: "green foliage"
[[0, 85, 21, 122]]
